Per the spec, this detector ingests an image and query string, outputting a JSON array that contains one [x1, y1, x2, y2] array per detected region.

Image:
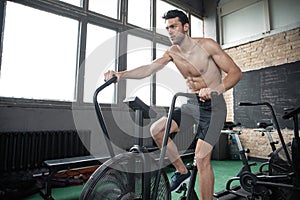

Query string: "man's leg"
[[150, 117, 188, 174], [151, 117, 191, 191], [195, 139, 214, 200]]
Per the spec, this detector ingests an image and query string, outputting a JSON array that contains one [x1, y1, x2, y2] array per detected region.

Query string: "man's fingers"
[[199, 88, 212, 101], [104, 70, 115, 81]]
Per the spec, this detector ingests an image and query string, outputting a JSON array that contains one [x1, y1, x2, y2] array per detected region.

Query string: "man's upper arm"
[[151, 51, 172, 69], [206, 39, 242, 91], [207, 39, 239, 73]]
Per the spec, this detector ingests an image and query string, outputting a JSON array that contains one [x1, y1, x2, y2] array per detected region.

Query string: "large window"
[[0, 0, 204, 106], [219, 0, 300, 47], [156, 0, 182, 35], [89, 0, 119, 19], [191, 14, 204, 37], [222, 1, 265, 44], [84, 24, 117, 103], [0, 2, 78, 101], [269, 0, 300, 29], [128, 0, 151, 29], [126, 35, 152, 105], [155, 43, 187, 106]]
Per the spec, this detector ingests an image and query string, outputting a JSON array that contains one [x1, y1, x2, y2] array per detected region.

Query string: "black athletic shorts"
[[170, 94, 227, 146]]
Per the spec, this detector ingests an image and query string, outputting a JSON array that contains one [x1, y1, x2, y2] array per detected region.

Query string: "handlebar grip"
[[239, 102, 273, 108], [105, 75, 118, 84], [239, 102, 257, 106], [94, 75, 117, 101], [175, 91, 219, 99], [239, 102, 265, 106]]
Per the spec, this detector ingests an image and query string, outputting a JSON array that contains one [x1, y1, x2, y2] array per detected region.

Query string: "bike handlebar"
[[239, 102, 271, 107], [174, 91, 219, 99], [238, 100, 293, 165], [93, 75, 117, 158], [282, 106, 300, 120], [106, 75, 118, 84], [153, 91, 219, 199]]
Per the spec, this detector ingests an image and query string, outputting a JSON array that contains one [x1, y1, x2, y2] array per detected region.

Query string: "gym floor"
[[24, 159, 262, 200]]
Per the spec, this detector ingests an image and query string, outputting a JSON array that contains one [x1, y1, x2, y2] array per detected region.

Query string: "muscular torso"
[[167, 37, 221, 93]]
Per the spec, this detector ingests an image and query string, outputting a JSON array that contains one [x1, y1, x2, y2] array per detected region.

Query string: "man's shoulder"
[[192, 37, 221, 55], [192, 37, 217, 45], [167, 45, 180, 52]]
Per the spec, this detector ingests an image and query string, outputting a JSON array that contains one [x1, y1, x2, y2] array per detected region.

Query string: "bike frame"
[[152, 92, 198, 200]]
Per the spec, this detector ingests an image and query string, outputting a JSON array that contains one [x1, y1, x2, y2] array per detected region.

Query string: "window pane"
[[58, 0, 81, 7], [156, 0, 182, 35], [128, 0, 151, 29], [191, 15, 204, 37], [126, 35, 152, 105], [89, 0, 119, 19], [269, 0, 300, 29], [155, 44, 187, 106], [222, 1, 265, 44], [84, 24, 117, 103], [0, 2, 78, 101]]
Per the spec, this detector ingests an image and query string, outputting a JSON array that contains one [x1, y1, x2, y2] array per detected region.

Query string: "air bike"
[[214, 102, 300, 200], [79, 76, 207, 199]]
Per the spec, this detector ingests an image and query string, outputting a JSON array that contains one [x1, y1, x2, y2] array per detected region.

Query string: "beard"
[[170, 33, 186, 45]]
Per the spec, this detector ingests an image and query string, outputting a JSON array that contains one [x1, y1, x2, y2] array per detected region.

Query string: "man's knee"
[[195, 154, 211, 171], [150, 117, 166, 139], [195, 141, 213, 171]]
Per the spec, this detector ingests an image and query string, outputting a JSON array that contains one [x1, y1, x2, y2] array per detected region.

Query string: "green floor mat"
[[24, 159, 261, 200]]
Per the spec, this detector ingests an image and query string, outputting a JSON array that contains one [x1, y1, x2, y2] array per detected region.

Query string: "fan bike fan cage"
[[80, 152, 170, 200]]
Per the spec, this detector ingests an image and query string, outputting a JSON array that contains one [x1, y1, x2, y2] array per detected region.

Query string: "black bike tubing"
[[239, 102, 292, 166], [185, 92, 218, 200], [283, 107, 300, 139], [93, 76, 117, 158], [266, 103, 292, 166], [283, 107, 300, 188], [186, 166, 199, 200], [152, 92, 197, 200]]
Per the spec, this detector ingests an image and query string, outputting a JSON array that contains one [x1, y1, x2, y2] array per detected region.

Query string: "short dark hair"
[[162, 10, 189, 25]]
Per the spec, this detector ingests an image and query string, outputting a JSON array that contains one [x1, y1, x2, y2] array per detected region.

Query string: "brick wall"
[[223, 27, 300, 159]]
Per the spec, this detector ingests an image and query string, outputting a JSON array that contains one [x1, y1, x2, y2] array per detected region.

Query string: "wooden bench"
[[40, 155, 107, 200]]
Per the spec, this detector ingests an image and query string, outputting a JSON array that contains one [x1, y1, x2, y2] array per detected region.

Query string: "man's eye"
[[166, 25, 177, 30]]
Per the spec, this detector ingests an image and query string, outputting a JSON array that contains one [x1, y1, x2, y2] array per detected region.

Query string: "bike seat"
[[223, 122, 241, 130], [123, 96, 157, 119], [257, 122, 273, 129]]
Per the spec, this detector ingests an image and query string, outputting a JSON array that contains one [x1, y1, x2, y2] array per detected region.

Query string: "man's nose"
[[168, 28, 174, 35]]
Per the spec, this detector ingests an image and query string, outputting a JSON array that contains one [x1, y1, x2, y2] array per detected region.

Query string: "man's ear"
[[184, 23, 189, 33]]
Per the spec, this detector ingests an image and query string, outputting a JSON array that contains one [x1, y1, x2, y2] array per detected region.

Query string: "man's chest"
[[171, 50, 210, 77]]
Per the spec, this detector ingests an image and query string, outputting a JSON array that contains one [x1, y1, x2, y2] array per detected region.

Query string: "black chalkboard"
[[234, 61, 300, 129]]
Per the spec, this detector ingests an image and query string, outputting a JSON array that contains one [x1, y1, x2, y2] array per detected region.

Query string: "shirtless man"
[[104, 10, 242, 200]]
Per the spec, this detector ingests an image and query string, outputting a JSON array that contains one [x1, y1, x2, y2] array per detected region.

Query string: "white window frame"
[[218, 0, 300, 48]]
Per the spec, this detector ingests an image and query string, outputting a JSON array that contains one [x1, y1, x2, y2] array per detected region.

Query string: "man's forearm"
[[221, 69, 243, 92], [119, 62, 165, 80]]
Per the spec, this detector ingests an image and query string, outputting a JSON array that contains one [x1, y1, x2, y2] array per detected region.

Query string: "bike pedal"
[[176, 183, 187, 193], [186, 163, 194, 170]]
